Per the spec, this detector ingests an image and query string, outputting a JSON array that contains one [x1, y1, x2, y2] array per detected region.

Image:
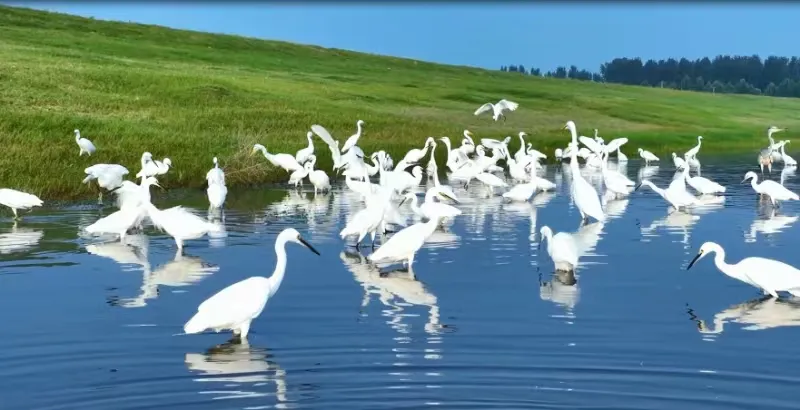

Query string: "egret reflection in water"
[[688, 296, 800, 340], [185, 342, 288, 404]]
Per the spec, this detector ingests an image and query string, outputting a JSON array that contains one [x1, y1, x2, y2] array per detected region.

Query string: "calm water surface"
[[3, 156, 800, 409]]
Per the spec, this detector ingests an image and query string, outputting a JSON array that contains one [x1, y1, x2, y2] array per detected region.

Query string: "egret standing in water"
[[368, 213, 445, 269], [565, 121, 605, 223], [183, 228, 320, 342], [206, 157, 227, 211], [539, 226, 579, 272], [742, 171, 799, 207], [0, 188, 44, 219], [687, 242, 800, 298]]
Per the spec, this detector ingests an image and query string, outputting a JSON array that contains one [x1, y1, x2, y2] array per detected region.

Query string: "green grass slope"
[[0, 5, 798, 199]]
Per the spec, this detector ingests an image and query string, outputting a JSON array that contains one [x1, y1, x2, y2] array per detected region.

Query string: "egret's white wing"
[[496, 99, 519, 112], [737, 258, 800, 292], [474, 103, 494, 116], [604, 138, 629, 152], [311, 125, 338, 149], [187, 277, 272, 332], [369, 223, 429, 262], [0, 189, 43, 208], [579, 136, 605, 155]]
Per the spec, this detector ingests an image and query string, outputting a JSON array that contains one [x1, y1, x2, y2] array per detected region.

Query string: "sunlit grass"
[[1, 5, 799, 199]]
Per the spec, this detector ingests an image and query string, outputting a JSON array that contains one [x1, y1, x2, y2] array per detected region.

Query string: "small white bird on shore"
[[75, 129, 96, 156]]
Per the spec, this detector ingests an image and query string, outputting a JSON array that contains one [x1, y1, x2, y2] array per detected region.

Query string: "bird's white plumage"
[[540, 226, 579, 272], [74, 129, 96, 156], [184, 228, 319, 340]]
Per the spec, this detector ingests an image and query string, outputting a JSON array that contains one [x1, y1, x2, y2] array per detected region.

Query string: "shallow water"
[[3, 156, 800, 409]]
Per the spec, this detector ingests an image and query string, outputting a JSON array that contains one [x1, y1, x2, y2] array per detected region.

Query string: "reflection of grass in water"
[[4, 6, 800, 199]]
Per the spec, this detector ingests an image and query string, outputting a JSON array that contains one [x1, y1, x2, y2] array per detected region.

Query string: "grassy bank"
[[1, 6, 800, 199]]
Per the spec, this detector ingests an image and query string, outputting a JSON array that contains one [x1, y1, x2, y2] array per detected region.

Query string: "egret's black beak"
[[399, 197, 407, 207], [740, 179, 747, 184], [687, 252, 702, 270], [298, 236, 321, 256], [634, 183, 642, 191]]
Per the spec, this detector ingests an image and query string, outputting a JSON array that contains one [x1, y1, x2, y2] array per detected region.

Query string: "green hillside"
[[0, 5, 797, 199]]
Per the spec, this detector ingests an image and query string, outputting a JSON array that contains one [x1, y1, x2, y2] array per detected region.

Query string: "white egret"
[[340, 191, 389, 249], [206, 157, 227, 210], [473, 172, 507, 195], [287, 161, 311, 189], [85, 177, 162, 241], [687, 242, 800, 298], [136, 152, 172, 179], [206, 157, 225, 186], [398, 137, 435, 168], [685, 136, 703, 159], [539, 226, 579, 272], [341, 119, 365, 154], [368, 213, 444, 268], [460, 130, 476, 155], [252, 144, 303, 174], [438, 137, 469, 173], [684, 169, 726, 195], [146, 203, 224, 252], [638, 148, 660, 165], [427, 156, 458, 200], [473, 99, 519, 122], [83, 164, 129, 202], [74, 129, 96, 156], [295, 132, 315, 164], [742, 171, 799, 207], [400, 187, 461, 223], [306, 156, 330, 195], [672, 153, 687, 170], [781, 140, 797, 166], [0, 188, 43, 219], [514, 132, 529, 161], [636, 179, 700, 211], [183, 228, 320, 341], [565, 121, 606, 223], [426, 139, 438, 178]]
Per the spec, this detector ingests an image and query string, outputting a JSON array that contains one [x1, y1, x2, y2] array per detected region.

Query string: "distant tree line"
[[500, 55, 800, 98]]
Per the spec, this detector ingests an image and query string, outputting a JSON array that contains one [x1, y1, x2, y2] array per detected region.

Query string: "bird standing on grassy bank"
[[74, 129, 96, 157], [474, 99, 519, 122]]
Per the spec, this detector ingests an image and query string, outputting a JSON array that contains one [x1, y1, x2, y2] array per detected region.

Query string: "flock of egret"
[[4, 112, 800, 343]]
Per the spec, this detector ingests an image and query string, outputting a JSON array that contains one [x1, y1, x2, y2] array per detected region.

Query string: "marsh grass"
[[2, 5, 800, 199]]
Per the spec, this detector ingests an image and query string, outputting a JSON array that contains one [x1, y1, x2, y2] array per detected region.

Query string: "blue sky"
[[6, 3, 800, 72]]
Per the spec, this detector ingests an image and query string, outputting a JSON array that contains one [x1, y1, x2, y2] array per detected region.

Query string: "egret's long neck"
[[750, 177, 760, 192], [306, 134, 314, 147], [433, 167, 442, 187], [645, 182, 666, 199], [269, 239, 288, 296], [542, 231, 553, 255], [711, 248, 738, 282], [356, 122, 363, 137], [408, 196, 421, 213], [568, 127, 580, 172], [259, 146, 271, 158], [75, 133, 80, 143]]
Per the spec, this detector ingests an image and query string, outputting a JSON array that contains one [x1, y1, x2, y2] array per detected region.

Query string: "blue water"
[[2, 158, 800, 409]]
